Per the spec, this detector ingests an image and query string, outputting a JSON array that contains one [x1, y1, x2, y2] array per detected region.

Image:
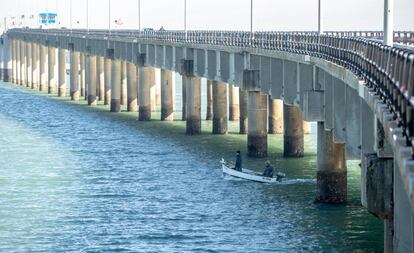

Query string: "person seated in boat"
[[232, 151, 242, 171], [262, 161, 274, 177]]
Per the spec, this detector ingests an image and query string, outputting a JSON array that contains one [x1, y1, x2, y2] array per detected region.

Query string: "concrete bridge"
[[1, 28, 414, 252]]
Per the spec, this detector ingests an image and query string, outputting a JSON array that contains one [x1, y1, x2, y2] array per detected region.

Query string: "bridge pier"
[[20, 41, 26, 86], [239, 89, 248, 134], [161, 69, 174, 121], [80, 53, 86, 98], [229, 84, 239, 121], [97, 56, 105, 101], [248, 91, 268, 157], [316, 122, 347, 204], [11, 40, 16, 84], [110, 59, 121, 112], [31, 43, 39, 90], [127, 62, 138, 112], [47, 46, 56, 94], [268, 97, 283, 134], [121, 61, 127, 106], [181, 75, 186, 121], [212, 81, 228, 134], [104, 56, 112, 105], [138, 66, 152, 121], [185, 76, 201, 135], [206, 80, 213, 120], [58, 48, 66, 97], [16, 40, 20, 85], [283, 104, 304, 157], [39, 45, 47, 91], [87, 54, 97, 106], [303, 121, 311, 134], [70, 50, 80, 100], [26, 42, 32, 88]]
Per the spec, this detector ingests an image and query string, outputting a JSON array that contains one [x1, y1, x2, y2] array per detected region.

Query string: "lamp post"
[[250, 0, 253, 34], [108, 0, 111, 32], [184, 0, 187, 39], [383, 0, 393, 46], [318, 0, 323, 35], [86, 0, 89, 32], [138, 0, 141, 31]]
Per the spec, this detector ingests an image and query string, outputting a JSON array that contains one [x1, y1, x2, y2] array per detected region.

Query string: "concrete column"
[[315, 122, 347, 204], [239, 89, 248, 134], [181, 76, 186, 120], [47, 46, 57, 94], [247, 91, 268, 157], [229, 84, 240, 121], [20, 41, 26, 86], [268, 98, 284, 134], [111, 59, 121, 112], [161, 69, 175, 120], [104, 57, 112, 105], [26, 42, 32, 88], [283, 104, 304, 157], [16, 40, 20, 85], [80, 53, 86, 97], [12, 40, 17, 84], [185, 76, 202, 135], [31, 43, 39, 89], [155, 68, 161, 107], [138, 66, 152, 120], [39, 45, 48, 91], [87, 54, 97, 105], [70, 50, 80, 100], [303, 121, 311, 134], [121, 61, 127, 106], [58, 48, 66, 96], [97, 56, 105, 101], [206, 80, 213, 120], [126, 62, 138, 112], [212, 81, 228, 134]]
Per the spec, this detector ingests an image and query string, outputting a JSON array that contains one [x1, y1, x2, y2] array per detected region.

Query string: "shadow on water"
[[0, 82, 384, 252]]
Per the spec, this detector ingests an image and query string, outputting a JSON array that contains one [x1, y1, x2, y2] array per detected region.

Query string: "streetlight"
[[184, 0, 187, 38], [318, 0, 323, 35], [70, 0, 72, 31], [384, 0, 393, 46], [108, 0, 111, 31], [86, 0, 89, 32], [250, 0, 253, 34], [138, 0, 141, 31]]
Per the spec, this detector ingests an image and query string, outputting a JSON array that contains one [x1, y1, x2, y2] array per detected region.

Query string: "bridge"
[[1, 27, 414, 252]]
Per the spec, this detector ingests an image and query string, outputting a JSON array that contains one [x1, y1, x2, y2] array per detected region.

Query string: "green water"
[[0, 82, 383, 252]]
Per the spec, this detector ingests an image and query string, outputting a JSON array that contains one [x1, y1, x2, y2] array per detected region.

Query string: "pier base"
[[316, 122, 347, 204], [206, 80, 213, 120], [70, 50, 80, 100], [268, 98, 283, 134], [185, 76, 201, 135], [127, 62, 138, 112], [121, 61, 127, 106], [229, 84, 240, 121], [97, 56, 105, 101], [87, 54, 97, 106], [138, 67, 152, 121], [161, 69, 175, 121], [110, 59, 121, 112], [247, 91, 267, 157], [58, 48, 66, 97], [104, 57, 112, 105], [283, 104, 304, 157], [213, 81, 228, 134], [239, 89, 248, 134], [48, 46, 57, 94], [39, 45, 47, 91]]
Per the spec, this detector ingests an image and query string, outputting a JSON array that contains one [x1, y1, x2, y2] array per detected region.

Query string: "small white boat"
[[220, 158, 285, 183]]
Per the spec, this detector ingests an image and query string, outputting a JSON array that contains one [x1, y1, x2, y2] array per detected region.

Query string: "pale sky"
[[1, 0, 413, 31]]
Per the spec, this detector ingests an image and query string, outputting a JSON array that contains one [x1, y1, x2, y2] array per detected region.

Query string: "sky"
[[1, 0, 413, 31]]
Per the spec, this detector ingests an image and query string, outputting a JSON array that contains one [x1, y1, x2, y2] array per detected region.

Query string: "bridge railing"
[[7, 28, 414, 156]]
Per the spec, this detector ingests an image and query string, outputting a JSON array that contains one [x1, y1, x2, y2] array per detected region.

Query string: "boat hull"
[[221, 161, 279, 183]]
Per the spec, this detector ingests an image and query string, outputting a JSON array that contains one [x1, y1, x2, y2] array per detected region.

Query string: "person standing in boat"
[[262, 161, 274, 177], [233, 151, 242, 171]]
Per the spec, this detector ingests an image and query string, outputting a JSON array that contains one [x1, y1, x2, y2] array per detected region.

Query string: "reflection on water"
[[0, 83, 383, 252]]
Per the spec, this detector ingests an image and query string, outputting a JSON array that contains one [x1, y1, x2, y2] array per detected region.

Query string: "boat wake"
[[278, 178, 316, 185]]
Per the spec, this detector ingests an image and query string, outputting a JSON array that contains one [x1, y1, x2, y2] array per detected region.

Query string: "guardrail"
[[7, 28, 414, 156]]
